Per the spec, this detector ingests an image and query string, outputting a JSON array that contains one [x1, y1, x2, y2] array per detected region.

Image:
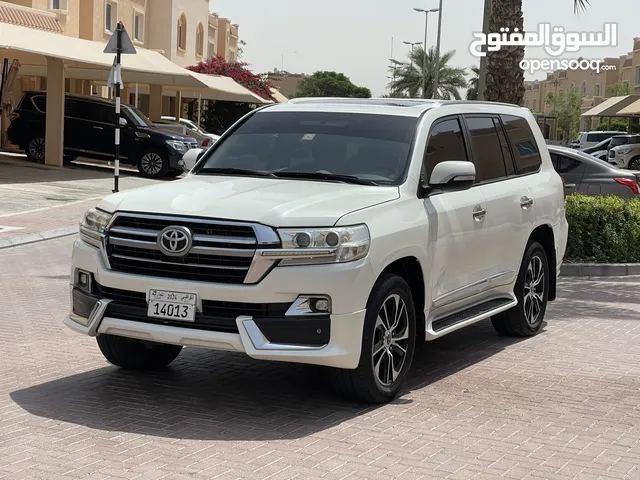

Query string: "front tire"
[[137, 149, 169, 178], [97, 334, 182, 370], [628, 157, 640, 170], [26, 137, 45, 162], [329, 274, 416, 404], [491, 241, 549, 337]]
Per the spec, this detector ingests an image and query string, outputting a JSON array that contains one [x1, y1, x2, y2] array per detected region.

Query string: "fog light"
[[312, 299, 330, 312], [76, 269, 92, 293]]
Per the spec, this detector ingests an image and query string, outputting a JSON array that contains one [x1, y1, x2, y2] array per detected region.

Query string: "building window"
[[594, 84, 601, 96], [177, 13, 187, 51], [623, 80, 630, 91], [196, 23, 204, 56], [51, 0, 67, 10], [581, 81, 587, 95], [636, 66, 640, 87], [208, 41, 216, 58], [105, 1, 117, 32], [533, 99, 537, 111], [133, 12, 143, 41]]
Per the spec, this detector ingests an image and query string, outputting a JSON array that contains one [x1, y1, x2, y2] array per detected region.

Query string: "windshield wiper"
[[197, 167, 278, 178], [272, 171, 378, 186]]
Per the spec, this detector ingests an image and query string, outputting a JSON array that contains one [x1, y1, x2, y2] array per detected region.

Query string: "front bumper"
[[64, 238, 374, 369], [168, 151, 185, 170]]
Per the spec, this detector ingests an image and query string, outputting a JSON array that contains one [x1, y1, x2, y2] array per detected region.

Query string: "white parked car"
[[608, 135, 640, 170], [570, 130, 624, 149], [65, 98, 568, 403], [160, 116, 220, 148]]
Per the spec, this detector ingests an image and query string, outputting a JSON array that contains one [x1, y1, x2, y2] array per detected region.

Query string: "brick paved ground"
[[2, 236, 640, 479]]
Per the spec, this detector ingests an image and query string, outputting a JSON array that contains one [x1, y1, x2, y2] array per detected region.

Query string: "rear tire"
[[97, 334, 182, 370], [26, 137, 45, 162], [329, 274, 416, 404], [491, 241, 549, 337], [137, 149, 169, 178]]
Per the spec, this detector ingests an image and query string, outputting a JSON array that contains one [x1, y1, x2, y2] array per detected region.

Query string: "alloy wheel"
[[372, 293, 410, 387], [523, 255, 545, 326], [28, 138, 45, 161], [141, 152, 164, 175], [629, 159, 640, 170]]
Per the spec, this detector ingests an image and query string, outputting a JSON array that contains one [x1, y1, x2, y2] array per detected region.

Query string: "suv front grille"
[[609, 150, 616, 158], [105, 213, 279, 284]]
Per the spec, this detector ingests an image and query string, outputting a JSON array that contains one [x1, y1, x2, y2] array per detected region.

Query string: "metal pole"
[[421, 13, 428, 98], [390, 37, 394, 96], [134, 83, 139, 108], [432, 0, 443, 99], [478, 0, 492, 100], [197, 93, 202, 128], [113, 22, 122, 193]]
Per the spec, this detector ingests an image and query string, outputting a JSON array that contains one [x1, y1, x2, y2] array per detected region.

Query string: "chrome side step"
[[427, 297, 517, 340]]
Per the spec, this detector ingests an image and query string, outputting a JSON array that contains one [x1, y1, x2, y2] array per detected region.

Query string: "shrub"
[[565, 194, 640, 263]]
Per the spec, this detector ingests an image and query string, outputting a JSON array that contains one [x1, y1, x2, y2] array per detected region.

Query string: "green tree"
[[388, 46, 467, 99], [237, 40, 247, 60], [546, 89, 583, 142], [607, 82, 631, 96], [483, 0, 589, 104], [466, 65, 480, 100], [294, 71, 371, 98]]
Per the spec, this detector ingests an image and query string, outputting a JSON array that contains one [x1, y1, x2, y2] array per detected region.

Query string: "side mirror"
[[180, 148, 204, 172], [428, 161, 476, 190], [119, 117, 128, 127]]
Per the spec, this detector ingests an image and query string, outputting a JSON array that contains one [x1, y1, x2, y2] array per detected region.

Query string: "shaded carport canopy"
[[581, 95, 640, 118], [615, 99, 640, 117], [0, 21, 269, 104]]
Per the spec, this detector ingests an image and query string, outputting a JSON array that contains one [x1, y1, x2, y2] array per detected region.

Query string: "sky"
[[209, 0, 640, 97]]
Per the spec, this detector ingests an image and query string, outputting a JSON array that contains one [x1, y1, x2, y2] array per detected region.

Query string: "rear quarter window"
[[500, 114, 542, 175], [30, 95, 46, 113]]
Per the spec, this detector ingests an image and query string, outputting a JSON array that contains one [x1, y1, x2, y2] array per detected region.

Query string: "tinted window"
[[493, 117, 516, 176], [610, 136, 631, 148], [465, 116, 507, 183], [501, 114, 542, 174], [31, 95, 46, 113], [423, 117, 468, 181], [586, 133, 600, 142], [550, 153, 582, 173], [197, 112, 418, 184]]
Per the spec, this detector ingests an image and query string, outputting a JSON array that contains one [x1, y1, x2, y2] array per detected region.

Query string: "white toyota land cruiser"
[[65, 98, 568, 403]]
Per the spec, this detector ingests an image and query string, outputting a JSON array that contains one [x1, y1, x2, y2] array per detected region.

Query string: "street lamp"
[[414, 7, 439, 99], [403, 41, 422, 85], [432, 0, 444, 99]]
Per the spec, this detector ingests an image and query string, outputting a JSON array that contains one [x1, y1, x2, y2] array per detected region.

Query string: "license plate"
[[147, 289, 197, 322]]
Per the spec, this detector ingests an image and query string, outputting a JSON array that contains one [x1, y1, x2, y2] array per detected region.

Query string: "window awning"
[[0, 21, 269, 104], [581, 95, 640, 117]]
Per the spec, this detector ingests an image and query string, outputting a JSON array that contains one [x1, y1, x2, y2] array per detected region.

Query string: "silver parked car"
[[548, 145, 640, 198]]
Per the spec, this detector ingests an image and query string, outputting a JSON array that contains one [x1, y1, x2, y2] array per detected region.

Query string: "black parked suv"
[[7, 91, 199, 178]]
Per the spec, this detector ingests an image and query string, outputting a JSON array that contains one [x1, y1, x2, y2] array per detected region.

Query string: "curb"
[[0, 226, 78, 250], [560, 263, 640, 277]]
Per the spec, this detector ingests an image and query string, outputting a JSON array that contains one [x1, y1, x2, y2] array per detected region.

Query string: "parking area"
[[1, 235, 640, 480]]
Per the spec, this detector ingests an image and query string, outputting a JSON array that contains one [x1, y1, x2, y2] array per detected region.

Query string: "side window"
[[423, 117, 468, 181], [31, 95, 47, 113], [493, 117, 516, 176], [464, 116, 507, 183], [501, 114, 542, 175], [551, 154, 582, 173], [586, 133, 599, 142]]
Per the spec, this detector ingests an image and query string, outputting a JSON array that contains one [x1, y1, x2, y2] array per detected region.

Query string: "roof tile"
[[0, 4, 63, 34]]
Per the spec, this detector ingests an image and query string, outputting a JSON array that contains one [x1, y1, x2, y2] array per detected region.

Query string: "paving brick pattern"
[[2, 236, 640, 479]]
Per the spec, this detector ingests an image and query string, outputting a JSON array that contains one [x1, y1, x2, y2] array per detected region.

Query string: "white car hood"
[[98, 175, 400, 227]]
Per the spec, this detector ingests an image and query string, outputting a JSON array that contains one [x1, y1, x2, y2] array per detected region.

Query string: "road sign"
[[105, 22, 137, 194], [104, 24, 136, 55]]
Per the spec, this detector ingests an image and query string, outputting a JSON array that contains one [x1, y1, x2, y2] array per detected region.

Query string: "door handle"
[[564, 183, 576, 188], [93, 126, 103, 130], [472, 205, 486, 221], [520, 196, 534, 209]]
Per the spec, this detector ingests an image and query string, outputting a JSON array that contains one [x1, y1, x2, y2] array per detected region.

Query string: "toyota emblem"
[[157, 226, 193, 256]]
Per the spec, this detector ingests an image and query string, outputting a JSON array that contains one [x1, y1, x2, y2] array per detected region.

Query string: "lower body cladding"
[[64, 239, 372, 369]]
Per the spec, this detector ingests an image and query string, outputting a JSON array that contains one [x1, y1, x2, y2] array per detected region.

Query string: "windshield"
[[610, 136, 633, 148], [123, 105, 154, 128], [194, 111, 418, 184]]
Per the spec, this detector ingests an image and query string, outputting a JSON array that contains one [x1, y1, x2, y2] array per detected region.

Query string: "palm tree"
[[388, 46, 467, 100], [466, 66, 480, 100], [484, 0, 590, 104]]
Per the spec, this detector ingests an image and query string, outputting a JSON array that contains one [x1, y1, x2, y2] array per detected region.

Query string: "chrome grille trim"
[[104, 212, 280, 284]]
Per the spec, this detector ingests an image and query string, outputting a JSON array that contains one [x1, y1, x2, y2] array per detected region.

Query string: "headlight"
[[265, 224, 370, 266], [619, 147, 632, 155], [166, 140, 187, 152], [79, 208, 112, 248]]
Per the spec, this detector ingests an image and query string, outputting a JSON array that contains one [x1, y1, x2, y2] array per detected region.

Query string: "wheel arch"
[[528, 224, 557, 301], [379, 256, 426, 345]]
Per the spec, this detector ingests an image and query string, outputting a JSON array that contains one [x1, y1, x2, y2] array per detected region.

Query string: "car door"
[[461, 114, 535, 292], [422, 116, 489, 310], [63, 97, 94, 157], [550, 152, 586, 194]]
